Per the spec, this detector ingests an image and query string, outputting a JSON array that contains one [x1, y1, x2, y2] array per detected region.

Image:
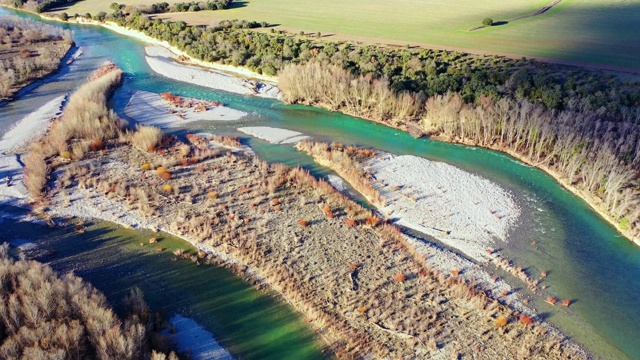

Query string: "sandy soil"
[[162, 315, 233, 360], [145, 47, 281, 99], [237, 126, 309, 144], [364, 153, 520, 262], [124, 91, 247, 128], [0, 95, 66, 205]]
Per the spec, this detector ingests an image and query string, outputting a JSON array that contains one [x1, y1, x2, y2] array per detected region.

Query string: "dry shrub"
[[141, 163, 152, 171], [365, 216, 381, 227], [0, 247, 150, 359], [207, 191, 219, 200], [131, 125, 163, 152], [520, 315, 533, 326], [495, 316, 508, 328], [23, 63, 124, 199], [23, 144, 48, 199], [89, 139, 105, 151], [394, 272, 407, 283], [297, 219, 309, 227], [162, 185, 172, 193]]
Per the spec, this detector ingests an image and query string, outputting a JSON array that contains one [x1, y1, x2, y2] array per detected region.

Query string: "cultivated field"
[[52, 0, 639, 70]]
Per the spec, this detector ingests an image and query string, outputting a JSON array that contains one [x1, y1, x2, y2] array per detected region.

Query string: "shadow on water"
[[0, 214, 326, 360]]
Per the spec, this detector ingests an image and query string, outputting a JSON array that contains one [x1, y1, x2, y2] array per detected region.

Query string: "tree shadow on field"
[[48, 0, 86, 12], [471, 1, 640, 71], [227, 1, 248, 10]]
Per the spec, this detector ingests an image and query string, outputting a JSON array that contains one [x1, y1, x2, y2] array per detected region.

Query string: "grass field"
[[53, 0, 640, 70]]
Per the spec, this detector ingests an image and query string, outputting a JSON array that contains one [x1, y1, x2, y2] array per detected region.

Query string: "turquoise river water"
[[1, 8, 639, 360]]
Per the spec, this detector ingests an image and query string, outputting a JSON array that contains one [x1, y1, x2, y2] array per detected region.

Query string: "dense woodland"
[[0, 16, 72, 99], [0, 243, 178, 359]]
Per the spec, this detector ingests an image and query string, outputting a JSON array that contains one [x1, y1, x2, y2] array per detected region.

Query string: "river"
[[1, 7, 639, 360]]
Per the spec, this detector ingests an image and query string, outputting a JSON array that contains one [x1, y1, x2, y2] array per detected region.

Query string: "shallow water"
[[1, 7, 640, 360], [0, 209, 325, 359]]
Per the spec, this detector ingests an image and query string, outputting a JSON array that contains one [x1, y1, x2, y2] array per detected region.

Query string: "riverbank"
[[124, 90, 247, 128], [0, 95, 66, 205], [5, 4, 632, 247], [432, 134, 640, 248], [145, 46, 281, 98]]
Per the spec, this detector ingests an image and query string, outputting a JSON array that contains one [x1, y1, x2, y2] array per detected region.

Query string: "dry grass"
[[131, 125, 163, 152], [24, 62, 124, 200], [0, 243, 177, 359], [296, 140, 384, 205], [49, 132, 587, 359], [0, 16, 73, 99]]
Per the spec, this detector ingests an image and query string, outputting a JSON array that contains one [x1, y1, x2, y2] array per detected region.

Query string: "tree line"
[[49, 6, 640, 238]]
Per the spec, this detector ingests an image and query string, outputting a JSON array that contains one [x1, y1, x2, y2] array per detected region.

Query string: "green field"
[[54, 0, 639, 70]]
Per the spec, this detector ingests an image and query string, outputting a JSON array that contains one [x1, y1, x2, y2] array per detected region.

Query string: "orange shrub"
[[297, 220, 309, 227], [156, 166, 167, 175], [495, 316, 508, 327], [365, 216, 380, 227], [271, 198, 280, 206], [322, 204, 331, 213], [520, 315, 533, 326], [89, 139, 104, 151], [394, 273, 406, 283], [345, 219, 357, 227], [357, 306, 367, 313], [325, 210, 335, 218], [161, 171, 172, 180], [450, 268, 461, 276]]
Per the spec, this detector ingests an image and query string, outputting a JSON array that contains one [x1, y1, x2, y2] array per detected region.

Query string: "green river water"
[[1, 8, 639, 360]]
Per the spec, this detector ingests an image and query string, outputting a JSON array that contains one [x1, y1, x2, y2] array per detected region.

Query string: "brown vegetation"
[[24, 62, 125, 199], [0, 243, 176, 359], [296, 141, 384, 205], [47, 130, 586, 359], [0, 16, 73, 99], [281, 61, 640, 242]]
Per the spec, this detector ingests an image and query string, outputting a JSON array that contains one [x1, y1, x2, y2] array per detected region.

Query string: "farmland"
[[50, 0, 640, 71]]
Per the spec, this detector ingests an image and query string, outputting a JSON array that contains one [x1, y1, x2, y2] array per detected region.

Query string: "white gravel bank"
[[364, 153, 520, 262], [124, 91, 246, 128], [145, 46, 280, 99], [238, 126, 309, 144], [0, 95, 66, 205]]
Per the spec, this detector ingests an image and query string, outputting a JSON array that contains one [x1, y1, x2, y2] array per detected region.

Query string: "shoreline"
[[431, 135, 640, 248], [3, 5, 634, 246]]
